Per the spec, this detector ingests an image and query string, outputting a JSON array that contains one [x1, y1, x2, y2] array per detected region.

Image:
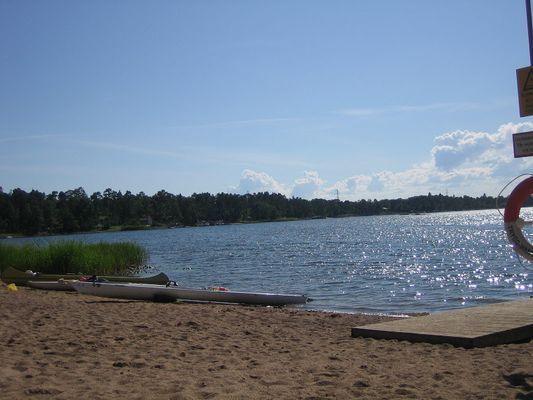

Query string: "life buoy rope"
[[504, 176, 533, 261]]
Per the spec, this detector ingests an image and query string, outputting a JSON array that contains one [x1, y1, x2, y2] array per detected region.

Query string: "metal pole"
[[527, 0, 533, 65]]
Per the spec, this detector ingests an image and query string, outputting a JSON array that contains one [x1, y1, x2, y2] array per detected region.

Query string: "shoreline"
[[0, 207, 501, 240], [1, 285, 531, 399]]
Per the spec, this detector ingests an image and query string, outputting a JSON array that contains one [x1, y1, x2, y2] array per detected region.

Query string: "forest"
[[0, 187, 516, 236]]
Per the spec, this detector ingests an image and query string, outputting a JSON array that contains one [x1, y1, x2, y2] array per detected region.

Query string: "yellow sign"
[[517, 66, 533, 117]]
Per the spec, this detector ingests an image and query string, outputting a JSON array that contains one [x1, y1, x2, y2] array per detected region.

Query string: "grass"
[[0, 241, 149, 276]]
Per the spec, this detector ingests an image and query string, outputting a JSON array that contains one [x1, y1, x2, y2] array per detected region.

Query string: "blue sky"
[[2, 0, 533, 200]]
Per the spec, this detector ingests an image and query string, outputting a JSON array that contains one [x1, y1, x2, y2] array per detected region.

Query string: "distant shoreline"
[[0, 207, 504, 240], [1, 187, 510, 237]]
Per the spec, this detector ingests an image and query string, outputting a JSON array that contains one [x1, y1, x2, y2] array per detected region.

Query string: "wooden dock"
[[351, 298, 533, 348]]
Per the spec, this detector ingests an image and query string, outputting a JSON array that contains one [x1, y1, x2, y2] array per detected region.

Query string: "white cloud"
[[231, 169, 289, 195], [431, 129, 503, 170], [336, 175, 373, 193], [231, 170, 328, 199], [292, 171, 324, 199], [430, 123, 533, 176], [233, 122, 533, 200]]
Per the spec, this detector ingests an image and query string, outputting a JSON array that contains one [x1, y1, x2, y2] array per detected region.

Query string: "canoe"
[[27, 279, 78, 291], [71, 281, 308, 306], [0, 267, 169, 287]]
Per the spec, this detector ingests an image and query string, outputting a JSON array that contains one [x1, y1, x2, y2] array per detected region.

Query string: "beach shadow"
[[503, 373, 533, 399], [83, 300, 144, 304]]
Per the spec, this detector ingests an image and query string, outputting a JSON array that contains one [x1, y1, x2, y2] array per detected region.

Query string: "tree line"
[[0, 187, 517, 236]]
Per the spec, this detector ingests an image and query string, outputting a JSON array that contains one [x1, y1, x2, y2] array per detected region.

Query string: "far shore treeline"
[[0, 187, 526, 236]]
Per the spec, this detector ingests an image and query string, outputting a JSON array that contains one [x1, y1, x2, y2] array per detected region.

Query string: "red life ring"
[[504, 176, 533, 261]]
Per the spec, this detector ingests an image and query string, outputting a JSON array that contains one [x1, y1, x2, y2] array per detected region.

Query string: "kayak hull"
[[72, 281, 308, 306], [1, 267, 169, 287], [28, 280, 78, 291]]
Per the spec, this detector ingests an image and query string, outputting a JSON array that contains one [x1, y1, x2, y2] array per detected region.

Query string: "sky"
[[2, 1, 533, 201]]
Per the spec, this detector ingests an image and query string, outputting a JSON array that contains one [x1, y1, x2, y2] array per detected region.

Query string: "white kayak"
[[71, 281, 308, 306], [28, 279, 78, 291]]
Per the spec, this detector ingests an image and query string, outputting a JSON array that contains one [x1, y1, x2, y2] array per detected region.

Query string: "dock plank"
[[351, 298, 533, 348]]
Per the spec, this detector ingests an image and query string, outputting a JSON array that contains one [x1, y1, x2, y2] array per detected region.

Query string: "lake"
[[5, 209, 532, 315]]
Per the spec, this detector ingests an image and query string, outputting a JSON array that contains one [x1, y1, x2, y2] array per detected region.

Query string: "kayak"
[[27, 279, 78, 291], [0, 266, 169, 287], [72, 281, 308, 306], [71, 281, 309, 306]]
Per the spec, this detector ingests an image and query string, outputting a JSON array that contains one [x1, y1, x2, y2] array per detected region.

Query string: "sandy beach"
[[1, 284, 531, 399]]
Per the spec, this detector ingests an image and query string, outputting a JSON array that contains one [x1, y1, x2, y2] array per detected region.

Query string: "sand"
[[0, 284, 532, 400]]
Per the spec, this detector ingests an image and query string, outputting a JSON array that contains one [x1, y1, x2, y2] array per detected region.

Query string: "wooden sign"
[[513, 130, 533, 157]]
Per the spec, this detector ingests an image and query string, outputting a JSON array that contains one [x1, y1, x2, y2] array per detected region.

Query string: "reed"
[[0, 241, 148, 275]]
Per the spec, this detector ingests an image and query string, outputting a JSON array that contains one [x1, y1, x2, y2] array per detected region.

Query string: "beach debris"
[[7, 283, 18, 292]]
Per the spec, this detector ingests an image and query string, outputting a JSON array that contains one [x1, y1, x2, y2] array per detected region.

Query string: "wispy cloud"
[[0, 134, 190, 159], [394, 102, 480, 113], [336, 101, 482, 117], [336, 108, 383, 117], [169, 117, 300, 130], [77, 139, 309, 169], [76, 140, 187, 158], [0, 134, 72, 144]]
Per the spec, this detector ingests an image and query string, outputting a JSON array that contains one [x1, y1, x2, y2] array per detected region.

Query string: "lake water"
[[5, 209, 533, 315]]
